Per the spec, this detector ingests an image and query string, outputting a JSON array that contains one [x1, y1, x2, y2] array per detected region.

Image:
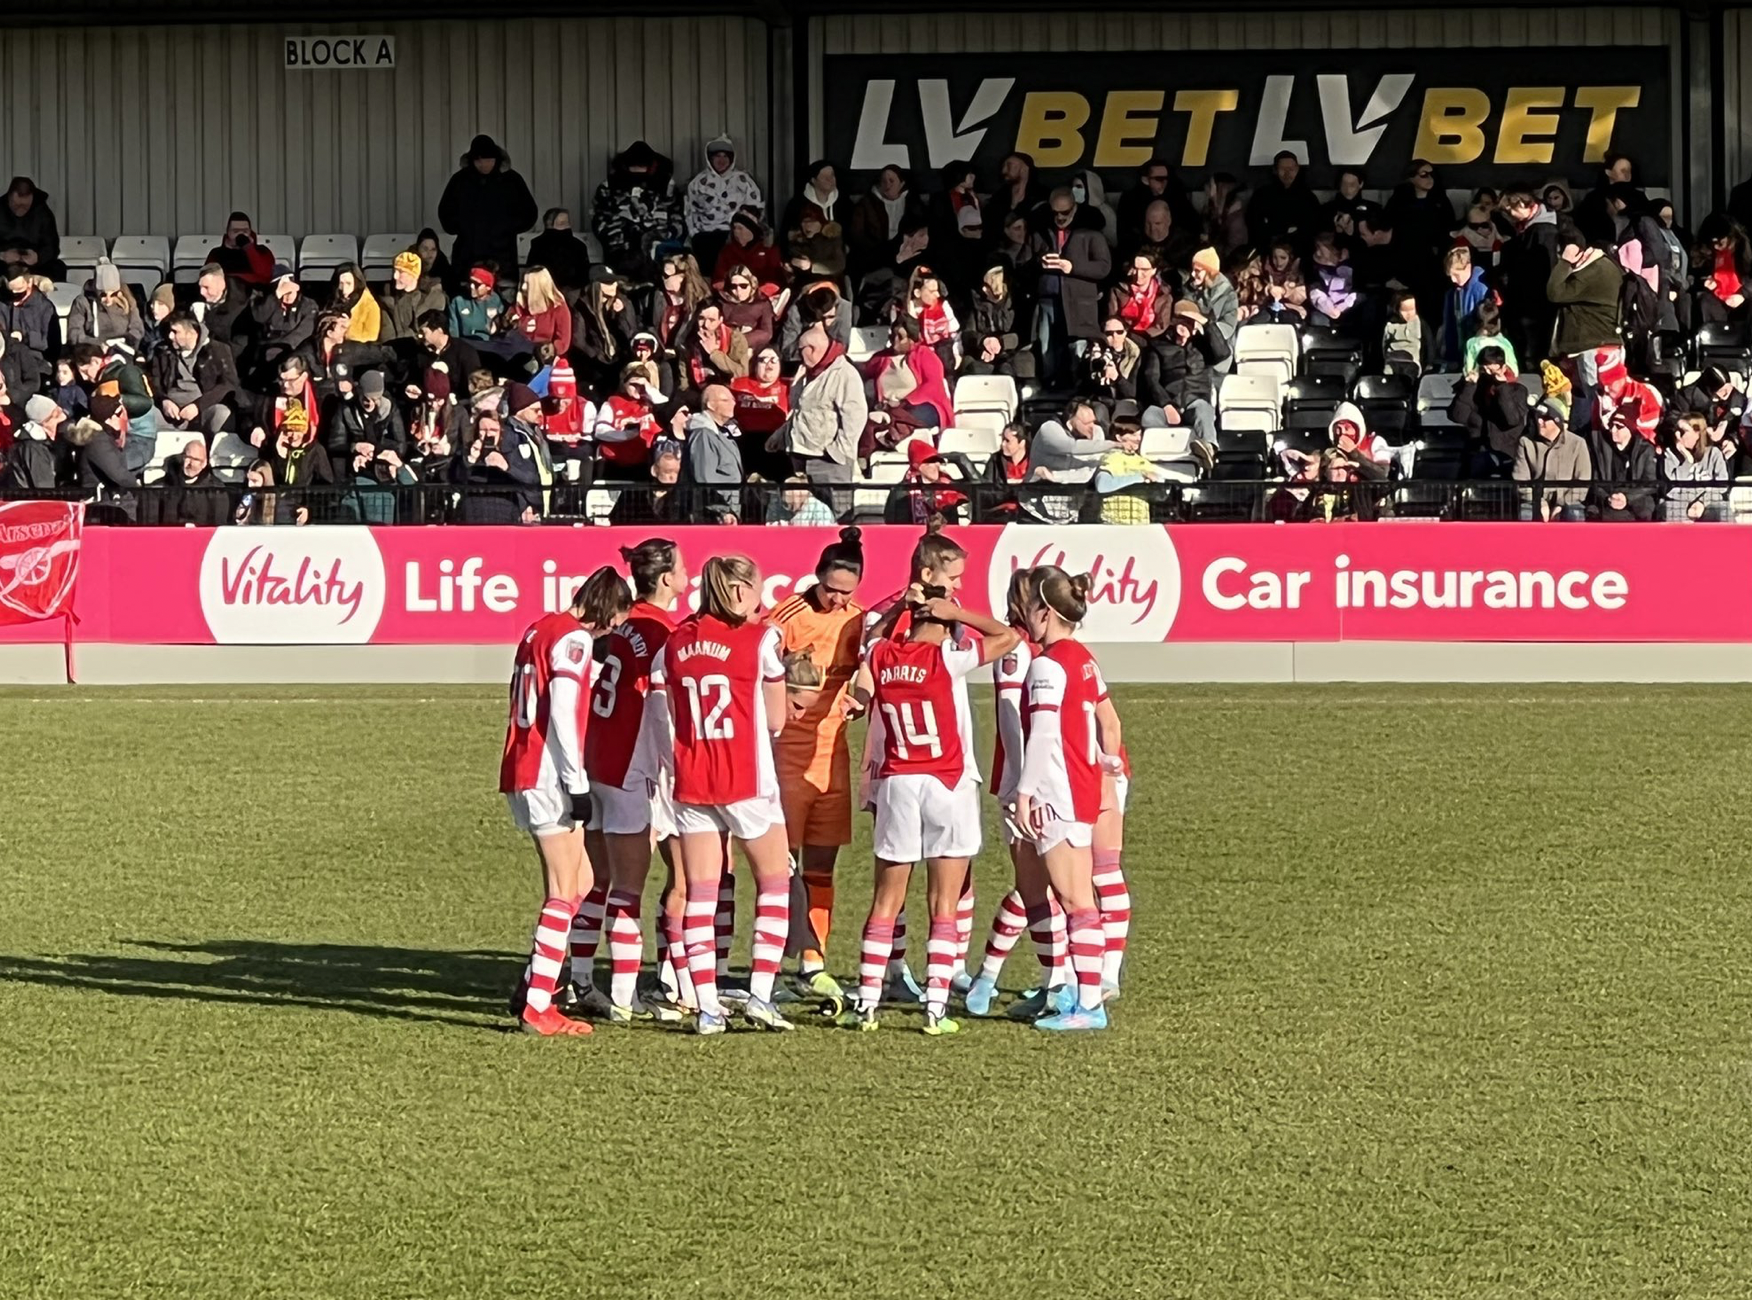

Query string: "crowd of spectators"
[[3, 133, 1752, 526]]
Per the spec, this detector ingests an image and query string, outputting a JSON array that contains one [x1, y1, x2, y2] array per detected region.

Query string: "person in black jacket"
[[326, 370, 409, 466], [1138, 300, 1228, 466], [450, 408, 540, 524], [438, 135, 538, 290], [1246, 151, 1324, 255], [149, 313, 240, 441], [1447, 347, 1529, 476], [5, 395, 65, 491], [526, 208, 591, 295], [67, 407, 138, 515], [251, 270, 317, 383], [0, 178, 64, 281], [414, 312, 484, 398], [1670, 366, 1747, 442], [1586, 408, 1658, 520], [147, 439, 229, 526], [194, 266, 253, 359], [1496, 188, 1559, 365], [1117, 158, 1200, 250]]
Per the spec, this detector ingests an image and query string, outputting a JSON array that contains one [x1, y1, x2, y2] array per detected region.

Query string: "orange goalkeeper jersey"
[[769, 591, 865, 791]]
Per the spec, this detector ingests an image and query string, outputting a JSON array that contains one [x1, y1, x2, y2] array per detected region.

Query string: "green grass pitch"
[[3, 683, 1751, 1299]]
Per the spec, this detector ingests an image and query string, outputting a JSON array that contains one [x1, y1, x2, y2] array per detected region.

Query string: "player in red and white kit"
[[857, 521, 975, 1002], [842, 591, 1019, 1034], [648, 554, 794, 1036], [1013, 566, 1124, 1033], [577, 538, 690, 1024], [500, 567, 632, 1036]]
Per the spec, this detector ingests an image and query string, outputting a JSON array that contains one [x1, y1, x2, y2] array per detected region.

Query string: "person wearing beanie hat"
[[502, 380, 541, 423], [65, 257, 144, 355], [446, 265, 506, 342], [686, 132, 763, 271], [1182, 244, 1239, 374], [333, 364, 408, 470], [541, 355, 592, 479], [5, 391, 63, 490], [409, 362, 459, 467], [1514, 393, 1590, 520], [1585, 397, 1658, 520], [592, 139, 682, 281], [438, 132, 537, 287], [380, 247, 448, 346]]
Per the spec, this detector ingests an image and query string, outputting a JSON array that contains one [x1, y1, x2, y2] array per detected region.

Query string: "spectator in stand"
[[4, 394, 62, 490], [987, 152, 1045, 239], [713, 209, 784, 295], [0, 178, 62, 281], [1321, 169, 1372, 232], [1261, 238, 1309, 322], [1118, 158, 1199, 250], [448, 265, 505, 342], [980, 420, 1032, 521], [717, 267, 774, 355], [1247, 151, 1322, 254], [905, 271, 960, 370], [1029, 187, 1111, 388], [147, 439, 228, 526], [1083, 316, 1141, 406], [148, 311, 239, 443], [765, 474, 838, 525], [681, 382, 744, 523], [0, 270, 56, 387], [1184, 246, 1238, 375], [1441, 247, 1489, 371], [779, 160, 843, 260], [1093, 415, 1167, 525], [862, 315, 950, 455], [1695, 214, 1750, 324], [252, 267, 317, 381], [686, 134, 763, 272], [609, 446, 686, 525], [1108, 251, 1168, 341], [328, 265, 381, 344], [572, 267, 640, 395], [1672, 366, 1745, 441], [926, 162, 984, 285], [1650, 198, 1691, 328], [1307, 231, 1358, 328], [1139, 300, 1226, 471], [305, 312, 371, 401], [1591, 346, 1662, 444], [539, 357, 591, 478], [67, 260, 143, 353], [409, 364, 462, 463], [1576, 152, 1634, 245], [1382, 290, 1428, 379], [329, 370, 409, 470], [779, 278, 851, 368], [730, 345, 788, 476], [1663, 410, 1730, 522], [788, 205, 846, 285], [194, 265, 251, 358], [414, 311, 483, 402], [380, 251, 446, 347], [848, 166, 925, 284], [776, 323, 863, 503], [203, 212, 273, 288], [593, 360, 667, 476], [1547, 220, 1623, 431], [262, 395, 335, 519], [73, 342, 157, 475], [884, 439, 972, 525], [141, 283, 176, 359], [962, 263, 1028, 378], [524, 208, 591, 296], [677, 300, 749, 394], [501, 266, 572, 361], [412, 228, 453, 291], [1230, 247, 1267, 324], [1202, 173, 1250, 259], [1587, 406, 1657, 521], [1457, 204, 1503, 262], [1448, 345, 1528, 476], [51, 358, 86, 419], [654, 253, 713, 380], [246, 353, 323, 457], [1030, 399, 1117, 521], [1386, 159, 1458, 321], [450, 408, 536, 524], [1124, 201, 1198, 289], [1464, 300, 1519, 378], [1496, 187, 1557, 365], [592, 140, 682, 282], [1327, 399, 1393, 471], [439, 135, 538, 286]]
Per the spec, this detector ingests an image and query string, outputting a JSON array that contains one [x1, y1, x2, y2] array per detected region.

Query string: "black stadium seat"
[[1299, 330, 1364, 383], [1693, 321, 1750, 376], [1352, 373, 1417, 443], [1283, 375, 1344, 414]]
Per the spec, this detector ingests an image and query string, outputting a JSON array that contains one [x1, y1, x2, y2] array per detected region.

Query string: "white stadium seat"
[[1417, 373, 1463, 429], [173, 234, 221, 284], [298, 234, 359, 279], [253, 233, 295, 269], [1234, 323, 1298, 389], [1140, 425, 1192, 460], [59, 235, 109, 284], [953, 373, 1019, 420], [583, 232, 604, 264], [517, 232, 535, 263], [1216, 371, 1282, 433], [848, 325, 887, 363], [361, 233, 415, 280], [865, 451, 910, 485], [939, 425, 1000, 458], [46, 281, 80, 326], [950, 409, 1008, 441], [107, 235, 170, 287]]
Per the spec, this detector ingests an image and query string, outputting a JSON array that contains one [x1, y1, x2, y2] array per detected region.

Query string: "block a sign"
[[285, 36, 396, 70]]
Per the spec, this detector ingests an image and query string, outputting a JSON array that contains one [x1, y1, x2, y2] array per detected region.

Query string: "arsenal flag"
[[0, 501, 83, 626]]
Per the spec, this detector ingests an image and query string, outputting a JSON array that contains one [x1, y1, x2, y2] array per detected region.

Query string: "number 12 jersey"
[[652, 612, 785, 805]]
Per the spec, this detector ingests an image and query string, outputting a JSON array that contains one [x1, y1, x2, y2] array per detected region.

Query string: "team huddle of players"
[[498, 523, 1131, 1037]]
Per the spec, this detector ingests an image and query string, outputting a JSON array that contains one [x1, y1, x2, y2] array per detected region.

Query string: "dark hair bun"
[[838, 525, 862, 548], [1071, 573, 1092, 603], [618, 544, 636, 563]]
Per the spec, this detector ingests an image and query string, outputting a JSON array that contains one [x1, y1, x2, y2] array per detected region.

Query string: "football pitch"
[[4, 683, 1752, 1299]]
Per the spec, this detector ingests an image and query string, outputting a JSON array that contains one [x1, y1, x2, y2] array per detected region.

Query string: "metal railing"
[[0, 478, 1736, 526]]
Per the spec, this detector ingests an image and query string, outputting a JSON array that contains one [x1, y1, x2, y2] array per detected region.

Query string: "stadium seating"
[[298, 234, 359, 280], [953, 373, 1018, 422], [1234, 322, 1298, 389], [1415, 373, 1462, 430], [1299, 329, 1363, 384], [361, 233, 415, 281], [1139, 424, 1191, 461], [107, 235, 170, 289], [254, 233, 296, 269], [46, 281, 79, 327], [172, 235, 220, 284], [1216, 371, 1282, 433], [1352, 373, 1417, 442], [59, 236, 108, 284], [1272, 429, 1326, 460], [938, 425, 1000, 458], [848, 324, 887, 363], [1694, 322, 1750, 377]]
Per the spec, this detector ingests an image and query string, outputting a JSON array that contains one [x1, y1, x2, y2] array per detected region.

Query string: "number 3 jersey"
[[500, 611, 596, 796], [866, 638, 982, 787], [652, 612, 785, 805], [1018, 638, 1106, 824], [584, 601, 676, 791]]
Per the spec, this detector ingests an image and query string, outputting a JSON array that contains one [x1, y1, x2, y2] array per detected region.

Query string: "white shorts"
[[1111, 774, 1130, 816], [1035, 818, 1094, 853], [873, 773, 983, 862], [588, 771, 679, 840], [506, 785, 577, 838], [674, 790, 785, 841]]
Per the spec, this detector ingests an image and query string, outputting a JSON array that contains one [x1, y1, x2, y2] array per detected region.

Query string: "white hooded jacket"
[[685, 135, 764, 237]]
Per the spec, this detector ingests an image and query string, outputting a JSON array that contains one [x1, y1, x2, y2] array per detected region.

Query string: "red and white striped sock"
[[605, 888, 643, 1008], [749, 875, 789, 1003], [858, 917, 895, 1011], [714, 871, 736, 979], [660, 911, 695, 1007], [925, 917, 958, 1017], [953, 877, 976, 976], [1049, 895, 1073, 987], [1066, 907, 1105, 1011], [887, 907, 910, 980], [979, 889, 1029, 982], [567, 882, 609, 988], [1092, 849, 1131, 985], [684, 881, 723, 1018], [1026, 900, 1067, 988], [525, 896, 577, 1014]]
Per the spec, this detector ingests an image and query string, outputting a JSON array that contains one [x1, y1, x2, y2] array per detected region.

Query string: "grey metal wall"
[[1722, 11, 1752, 191], [5, 16, 769, 240]]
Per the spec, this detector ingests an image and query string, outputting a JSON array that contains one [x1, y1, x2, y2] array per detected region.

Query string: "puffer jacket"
[[437, 141, 538, 278], [66, 288, 144, 352], [685, 135, 763, 237]]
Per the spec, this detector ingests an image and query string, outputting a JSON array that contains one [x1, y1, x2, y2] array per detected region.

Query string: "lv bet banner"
[[824, 49, 1671, 190]]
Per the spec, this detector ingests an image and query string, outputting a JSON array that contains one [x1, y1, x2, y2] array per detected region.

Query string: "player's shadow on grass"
[[0, 939, 518, 1028]]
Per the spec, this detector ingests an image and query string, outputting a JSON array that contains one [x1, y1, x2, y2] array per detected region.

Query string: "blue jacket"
[[1443, 267, 1490, 368], [447, 291, 505, 341]]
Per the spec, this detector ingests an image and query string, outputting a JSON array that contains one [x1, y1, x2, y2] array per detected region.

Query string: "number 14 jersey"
[[652, 612, 785, 806], [866, 638, 982, 788]]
